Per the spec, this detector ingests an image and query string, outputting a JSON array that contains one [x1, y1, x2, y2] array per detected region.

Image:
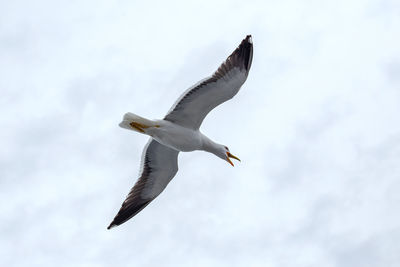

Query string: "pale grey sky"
[[1, 0, 400, 266]]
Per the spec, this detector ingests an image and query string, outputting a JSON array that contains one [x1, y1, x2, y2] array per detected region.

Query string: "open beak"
[[226, 152, 241, 167]]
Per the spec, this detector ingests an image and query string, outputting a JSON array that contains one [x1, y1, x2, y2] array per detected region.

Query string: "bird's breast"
[[149, 121, 202, 152]]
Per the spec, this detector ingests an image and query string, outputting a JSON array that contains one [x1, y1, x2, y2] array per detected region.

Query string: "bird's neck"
[[201, 135, 223, 157]]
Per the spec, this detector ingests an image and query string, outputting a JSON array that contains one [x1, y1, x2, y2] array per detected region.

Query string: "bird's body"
[[148, 119, 204, 152], [108, 35, 253, 229]]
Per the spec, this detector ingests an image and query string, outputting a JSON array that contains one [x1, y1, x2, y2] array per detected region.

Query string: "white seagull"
[[108, 35, 253, 229]]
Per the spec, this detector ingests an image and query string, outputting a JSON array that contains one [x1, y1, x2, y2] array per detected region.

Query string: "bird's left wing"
[[108, 138, 179, 229], [164, 35, 253, 130]]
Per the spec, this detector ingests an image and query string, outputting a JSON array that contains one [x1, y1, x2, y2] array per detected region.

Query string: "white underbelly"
[[149, 121, 202, 152]]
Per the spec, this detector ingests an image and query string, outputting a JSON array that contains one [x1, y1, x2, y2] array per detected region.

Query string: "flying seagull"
[[108, 35, 253, 229]]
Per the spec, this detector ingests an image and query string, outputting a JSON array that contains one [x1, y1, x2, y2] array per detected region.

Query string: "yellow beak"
[[226, 152, 241, 166]]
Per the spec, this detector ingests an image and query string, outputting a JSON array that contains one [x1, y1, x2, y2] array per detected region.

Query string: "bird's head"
[[219, 145, 241, 166]]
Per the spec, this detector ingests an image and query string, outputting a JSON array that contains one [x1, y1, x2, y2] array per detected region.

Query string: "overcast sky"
[[1, 0, 400, 266]]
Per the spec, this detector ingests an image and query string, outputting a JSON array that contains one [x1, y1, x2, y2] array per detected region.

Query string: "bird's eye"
[[224, 146, 229, 151]]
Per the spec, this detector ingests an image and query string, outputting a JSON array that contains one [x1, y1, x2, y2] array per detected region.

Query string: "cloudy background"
[[1, 0, 400, 266]]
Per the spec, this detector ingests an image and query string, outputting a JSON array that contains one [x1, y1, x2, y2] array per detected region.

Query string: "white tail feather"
[[119, 112, 157, 133]]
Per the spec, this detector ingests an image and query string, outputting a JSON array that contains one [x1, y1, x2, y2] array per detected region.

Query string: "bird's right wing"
[[108, 139, 179, 229], [163, 35, 253, 130]]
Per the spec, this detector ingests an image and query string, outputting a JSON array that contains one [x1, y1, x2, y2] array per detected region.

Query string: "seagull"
[[108, 35, 253, 229]]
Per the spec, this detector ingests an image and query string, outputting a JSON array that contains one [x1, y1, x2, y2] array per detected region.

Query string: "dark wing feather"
[[108, 139, 179, 229], [164, 35, 253, 130]]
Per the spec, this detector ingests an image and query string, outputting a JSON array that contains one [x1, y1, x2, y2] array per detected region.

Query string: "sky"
[[1, 0, 400, 266]]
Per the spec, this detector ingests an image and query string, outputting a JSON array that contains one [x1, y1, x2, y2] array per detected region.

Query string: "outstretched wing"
[[164, 35, 253, 130], [108, 139, 179, 229]]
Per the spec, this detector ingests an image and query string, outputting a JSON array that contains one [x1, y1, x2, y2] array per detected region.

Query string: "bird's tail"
[[119, 112, 160, 133]]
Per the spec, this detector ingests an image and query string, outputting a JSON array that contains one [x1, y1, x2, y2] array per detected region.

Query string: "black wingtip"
[[211, 34, 253, 80], [238, 34, 253, 71], [245, 35, 252, 43], [107, 223, 115, 230], [107, 199, 153, 230]]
